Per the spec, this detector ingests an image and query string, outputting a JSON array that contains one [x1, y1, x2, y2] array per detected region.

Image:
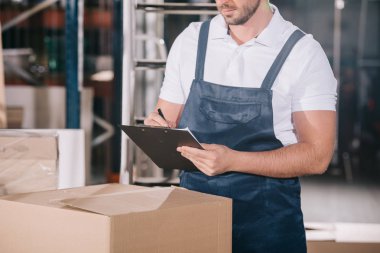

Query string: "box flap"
[[0, 184, 232, 253], [0, 184, 145, 209], [60, 186, 230, 216]]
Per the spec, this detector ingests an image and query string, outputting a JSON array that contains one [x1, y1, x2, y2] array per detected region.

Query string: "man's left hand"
[[177, 144, 234, 176]]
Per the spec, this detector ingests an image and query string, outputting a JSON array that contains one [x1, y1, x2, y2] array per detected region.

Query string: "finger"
[[191, 159, 216, 176], [144, 117, 160, 126], [179, 150, 217, 176], [191, 159, 208, 173], [180, 148, 213, 168], [168, 121, 177, 128], [152, 112, 169, 127], [200, 143, 219, 150], [181, 152, 208, 172], [144, 112, 169, 127], [180, 146, 211, 159]]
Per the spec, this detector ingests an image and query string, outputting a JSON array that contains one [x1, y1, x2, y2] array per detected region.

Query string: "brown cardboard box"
[[0, 183, 232, 253], [308, 241, 380, 253], [306, 222, 380, 253], [0, 132, 58, 195], [5, 106, 23, 128]]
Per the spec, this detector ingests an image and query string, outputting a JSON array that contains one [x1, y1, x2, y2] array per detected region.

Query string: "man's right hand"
[[144, 111, 176, 128], [144, 99, 184, 128]]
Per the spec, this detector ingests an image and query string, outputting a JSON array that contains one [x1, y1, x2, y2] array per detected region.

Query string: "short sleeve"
[[159, 32, 186, 104], [291, 40, 338, 112]]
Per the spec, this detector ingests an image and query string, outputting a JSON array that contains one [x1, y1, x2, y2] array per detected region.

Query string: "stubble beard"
[[218, 0, 261, 25]]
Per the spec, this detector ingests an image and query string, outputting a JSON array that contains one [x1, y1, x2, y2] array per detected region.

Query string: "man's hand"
[[144, 111, 176, 128], [178, 111, 336, 178], [144, 99, 184, 128], [177, 144, 235, 176]]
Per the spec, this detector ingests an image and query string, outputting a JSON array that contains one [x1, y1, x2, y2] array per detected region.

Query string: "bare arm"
[[144, 98, 184, 128], [178, 110, 336, 177]]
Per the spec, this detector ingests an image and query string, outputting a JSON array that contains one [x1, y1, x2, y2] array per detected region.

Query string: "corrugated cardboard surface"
[[6, 106, 23, 128], [306, 222, 380, 253], [1, 199, 111, 253], [5, 86, 94, 184], [0, 133, 58, 195], [308, 241, 380, 253], [0, 22, 6, 128], [0, 183, 232, 253]]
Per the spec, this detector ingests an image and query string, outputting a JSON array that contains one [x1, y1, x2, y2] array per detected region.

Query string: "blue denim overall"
[[178, 20, 307, 253]]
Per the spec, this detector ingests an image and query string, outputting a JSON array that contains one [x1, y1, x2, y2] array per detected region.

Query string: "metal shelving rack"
[[120, 1, 218, 184], [65, 0, 84, 129], [1, 0, 82, 129]]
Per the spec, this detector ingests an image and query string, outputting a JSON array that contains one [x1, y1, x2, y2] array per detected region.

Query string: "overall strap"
[[261, 30, 305, 90], [195, 20, 211, 80]]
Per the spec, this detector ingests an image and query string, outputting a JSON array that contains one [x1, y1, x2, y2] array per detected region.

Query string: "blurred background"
[[1, 0, 379, 225]]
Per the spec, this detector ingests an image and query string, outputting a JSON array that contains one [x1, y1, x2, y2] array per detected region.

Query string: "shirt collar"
[[209, 4, 289, 48], [209, 14, 230, 40]]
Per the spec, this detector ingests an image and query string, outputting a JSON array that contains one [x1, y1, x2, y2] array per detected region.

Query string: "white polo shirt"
[[159, 5, 337, 146]]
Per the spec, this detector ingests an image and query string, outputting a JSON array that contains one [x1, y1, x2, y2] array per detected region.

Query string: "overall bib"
[[178, 20, 307, 253]]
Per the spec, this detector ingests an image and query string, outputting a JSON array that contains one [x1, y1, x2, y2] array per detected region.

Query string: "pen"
[[158, 108, 166, 121]]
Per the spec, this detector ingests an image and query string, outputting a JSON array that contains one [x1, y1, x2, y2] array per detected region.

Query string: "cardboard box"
[[0, 183, 232, 253], [5, 86, 93, 183], [5, 106, 23, 128], [1, 129, 86, 190], [0, 132, 58, 195], [306, 222, 380, 253]]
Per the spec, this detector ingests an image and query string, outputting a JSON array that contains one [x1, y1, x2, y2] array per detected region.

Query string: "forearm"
[[229, 142, 334, 178], [178, 111, 336, 178]]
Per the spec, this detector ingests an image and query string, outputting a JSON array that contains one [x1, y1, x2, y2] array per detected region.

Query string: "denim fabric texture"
[[178, 20, 307, 253]]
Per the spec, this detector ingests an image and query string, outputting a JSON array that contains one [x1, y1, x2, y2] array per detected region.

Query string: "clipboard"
[[121, 125, 203, 170]]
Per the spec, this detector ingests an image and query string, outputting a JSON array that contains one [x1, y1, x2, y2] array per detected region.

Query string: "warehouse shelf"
[[136, 2, 217, 15], [120, 1, 217, 185]]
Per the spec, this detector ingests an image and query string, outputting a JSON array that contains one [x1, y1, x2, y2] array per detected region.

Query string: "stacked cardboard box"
[[5, 106, 23, 128], [0, 183, 232, 253], [0, 132, 58, 195]]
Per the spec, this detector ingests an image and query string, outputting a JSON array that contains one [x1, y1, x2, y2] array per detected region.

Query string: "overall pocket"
[[199, 97, 262, 124]]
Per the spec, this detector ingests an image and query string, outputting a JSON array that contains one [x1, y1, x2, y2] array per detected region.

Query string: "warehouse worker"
[[144, 0, 337, 252]]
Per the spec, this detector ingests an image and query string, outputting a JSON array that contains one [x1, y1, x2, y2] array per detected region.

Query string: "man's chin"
[[222, 15, 236, 25], [223, 18, 239, 26]]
